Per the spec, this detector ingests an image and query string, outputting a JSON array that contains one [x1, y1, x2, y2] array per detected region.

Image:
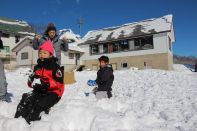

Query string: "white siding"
[[1, 35, 26, 50], [61, 52, 75, 65], [61, 51, 84, 65], [17, 46, 38, 66], [1, 36, 16, 50]]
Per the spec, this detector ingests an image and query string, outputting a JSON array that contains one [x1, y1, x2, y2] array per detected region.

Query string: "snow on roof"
[[0, 19, 29, 27], [59, 29, 81, 43], [58, 29, 84, 52], [68, 42, 85, 52], [18, 31, 35, 36], [12, 36, 34, 52], [81, 14, 173, 44]]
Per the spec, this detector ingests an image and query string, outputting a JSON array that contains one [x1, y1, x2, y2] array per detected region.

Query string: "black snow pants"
[[15, 91, 60, 124]]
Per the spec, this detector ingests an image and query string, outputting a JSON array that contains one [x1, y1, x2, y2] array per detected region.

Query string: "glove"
[[33, 82, 49, 93], [32, 78, 41, 86], [87, 80, 97, 86], [27, 72, 36, 88]]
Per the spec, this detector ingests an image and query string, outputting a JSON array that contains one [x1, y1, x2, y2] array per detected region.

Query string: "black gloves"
[[33, 81, 50, 93], [27, 72, 36, 88]]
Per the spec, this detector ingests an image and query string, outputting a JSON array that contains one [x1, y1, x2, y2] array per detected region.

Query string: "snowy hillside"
[[0, 17, 34, 35], [0, 65, 197, 131], [0, 17, 29, 27]]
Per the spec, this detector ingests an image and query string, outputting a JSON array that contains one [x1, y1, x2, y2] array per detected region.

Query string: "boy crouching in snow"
[[15, 40, 64, 124], [88, 56, 114, 99]]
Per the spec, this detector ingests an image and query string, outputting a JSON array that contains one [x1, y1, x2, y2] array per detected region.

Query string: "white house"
[[0, 17, 35, 69], [78, 14, 175, 70], [12, 29, 84, 71]]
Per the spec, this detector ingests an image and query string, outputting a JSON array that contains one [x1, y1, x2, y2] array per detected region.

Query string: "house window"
[[108, 43, 119, 53], [15, 35, 20, 43], [3, 46, 10, 53], [122, 63, 128, 68], [21, 52, 28, 60], [108, 43, 113, 53], [103, 43, 119, 53], [76, 53, 80, 60], [134, 36, 153, 50], [134, 38, 141, 50], [2, 33, 10, 38], [112, 43, 119, 52], [141, 36, 153, 49], [119, 40, 129, 51], [103, 44, 108, 53], [69, 53, 74, 59], [90, 44, 99, 55]]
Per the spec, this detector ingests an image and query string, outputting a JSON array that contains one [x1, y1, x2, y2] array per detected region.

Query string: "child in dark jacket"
[[15, 40, 64, 124], [88, 56, 114, 99], [195, 63, 197, 72]]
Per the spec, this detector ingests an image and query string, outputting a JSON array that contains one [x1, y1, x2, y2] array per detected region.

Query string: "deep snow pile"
[[0, 65, 197, 131], [173, 64, 193, 74]]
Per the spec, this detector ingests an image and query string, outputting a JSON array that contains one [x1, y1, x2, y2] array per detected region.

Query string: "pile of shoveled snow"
[[0, 66, 197, 131], [173, 64, 193, 74]]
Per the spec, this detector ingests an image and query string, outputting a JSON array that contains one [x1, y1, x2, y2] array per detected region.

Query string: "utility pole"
[[77, 16, 84, 35]]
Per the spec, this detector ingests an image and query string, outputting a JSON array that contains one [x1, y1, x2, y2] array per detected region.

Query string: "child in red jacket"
[[15, 40, 64, 124]]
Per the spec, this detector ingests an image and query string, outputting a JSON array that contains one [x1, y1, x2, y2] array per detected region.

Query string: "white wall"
[[61, 51, 84, 71], [16, 46, 84, 69], [1, 36, 16, 50], [1, 35, 26, 51], [61, 51, 83, 65], [17, 45, 38, 66], [61, 52, 75, 65], [79, 32, 169, 60]]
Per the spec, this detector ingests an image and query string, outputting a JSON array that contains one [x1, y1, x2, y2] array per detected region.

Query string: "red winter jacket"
[[29, 57, 64, 97]]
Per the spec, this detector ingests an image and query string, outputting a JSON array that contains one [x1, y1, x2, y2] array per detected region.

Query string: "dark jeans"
[[15, 91, 60, 124]]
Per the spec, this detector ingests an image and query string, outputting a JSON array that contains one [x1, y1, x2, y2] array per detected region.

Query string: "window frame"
[[68, 53, 74, 59], [89, 35, 154, 56], [90, 44, 99, 55], [122, 63, 128, 68], [21, 52, 28, 60]]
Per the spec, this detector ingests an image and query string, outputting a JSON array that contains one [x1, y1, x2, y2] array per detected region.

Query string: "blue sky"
[[0, 0, 197, 56]]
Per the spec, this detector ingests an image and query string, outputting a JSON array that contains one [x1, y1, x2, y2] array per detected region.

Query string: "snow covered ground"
[[0, 64, 197, 131]]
